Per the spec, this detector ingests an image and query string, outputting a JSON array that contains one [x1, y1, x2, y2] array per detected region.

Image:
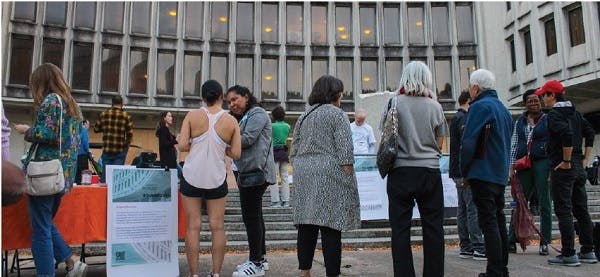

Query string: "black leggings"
[[239, 184, 268, 261], [297, 224, 342, 277]]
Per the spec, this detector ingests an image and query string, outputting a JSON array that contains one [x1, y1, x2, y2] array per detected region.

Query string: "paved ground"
[[5, 246, 599, 276]]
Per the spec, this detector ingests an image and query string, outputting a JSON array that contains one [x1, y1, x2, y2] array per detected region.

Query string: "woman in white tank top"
[[177, 80, 241, 277]]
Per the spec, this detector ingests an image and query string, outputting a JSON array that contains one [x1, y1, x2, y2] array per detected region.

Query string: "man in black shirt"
[[536, 80, 598, 266]]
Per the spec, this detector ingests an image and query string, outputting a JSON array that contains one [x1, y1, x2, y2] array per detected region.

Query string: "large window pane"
[[311, 58, 328, 85], [383, 6, 400, 45], [385, 59, 402, 92], [211, 2, 229, 40], [101, 46, 121, 92], [157, 52, 175, 95], [236, 56, 253, 89], [131, 2, 151, 35], [104, 2, 124, 32], [544, 18, 557, 56], [361, 60, 378, 94], [311, 5, 327, 44], [13, 2, 36, 21], [210, 55, 228, 89], [262, 3, 278, 43], [129, 49, 148, 94], [42, 39, 64, 69], [456, 4, 475, 43], [432, 4, 450, 44], [523, 29, 533, 65], [287, 58, 303, 100], [9, 35, 34, 85], [72, 43, 93, 90], [434, 59, 452, 99], [159, 2, 178, 36], [336, 59, 353, 99], [360, 7, 376, 45], [508, 36, 516, 72], [45, 2, 66, 26], [408, 4, 425, 45], [459, 58, 476, 92], [261, 57, 278, 100], [74, 2, 96, 29], [183, 53, 202, 96], [287, 4, 303, 44], [185, 2, 203, 38], [236, 3, 254, 41], [335, 6, 352, 45], [568, 6, 585, 47]]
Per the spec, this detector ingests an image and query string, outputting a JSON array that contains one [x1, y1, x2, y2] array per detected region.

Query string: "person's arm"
[[81, 128, 90, 153], [226, 118, 242, 160], [240, 109, 270, 149], [93, 112, 103, 133], [581, 116, 595, 167], [23, 94, 61, 144], [460, 104, 492, 178], [332, 109, 355, 174], [508, 120, 519, 178], [2, 160, 25, 206], [125, 113, 134, 147], [434, 107, 449, 149], [176, 112, 192, 152], [289, 116, 303, 161], [549, 111, 573, 170], [367, 125, 377, 154]]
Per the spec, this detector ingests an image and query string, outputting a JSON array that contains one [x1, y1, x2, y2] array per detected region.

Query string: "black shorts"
[[179, 178, 228, 199]]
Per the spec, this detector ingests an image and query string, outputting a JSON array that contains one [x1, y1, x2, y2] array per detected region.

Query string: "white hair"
[[399, 61, 433, 96], [469, 69, 495, 91]]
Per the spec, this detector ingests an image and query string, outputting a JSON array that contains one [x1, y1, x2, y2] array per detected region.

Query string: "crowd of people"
[[0, 59, 598, 277]]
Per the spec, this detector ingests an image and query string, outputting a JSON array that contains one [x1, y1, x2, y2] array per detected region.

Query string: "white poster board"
[[354, 156, 458, 220], [106, 166, 179, 277]]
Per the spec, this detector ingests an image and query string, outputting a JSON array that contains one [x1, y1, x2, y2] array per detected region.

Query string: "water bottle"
[[82, 170, 92, 185]]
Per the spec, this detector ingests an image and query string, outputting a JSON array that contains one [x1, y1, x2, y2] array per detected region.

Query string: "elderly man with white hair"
[[460, 69, 513, 277], [350, 108, 376, 155]]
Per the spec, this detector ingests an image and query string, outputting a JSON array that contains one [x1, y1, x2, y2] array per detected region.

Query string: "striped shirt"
[[93, 107, 133, 153]]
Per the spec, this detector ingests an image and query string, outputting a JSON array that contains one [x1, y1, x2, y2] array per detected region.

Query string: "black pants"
[[550, 166, 594, 256], [297, 224, 342, 276], [239, 183, 268, 262], [75, 153, 89, 185], [387, 167, 444, 277], [470, 180, 508, 277]]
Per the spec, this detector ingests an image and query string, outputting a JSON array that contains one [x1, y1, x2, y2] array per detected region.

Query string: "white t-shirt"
[[350, 122, 376, 154]]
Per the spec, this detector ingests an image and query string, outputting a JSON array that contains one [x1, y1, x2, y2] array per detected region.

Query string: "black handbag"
[[238, 168, 267, 187], [376, 96, 399, 178]]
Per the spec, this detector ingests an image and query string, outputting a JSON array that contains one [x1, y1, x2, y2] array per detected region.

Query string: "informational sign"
[[106, 166, 179, 277], [354, 155, 458, 220]]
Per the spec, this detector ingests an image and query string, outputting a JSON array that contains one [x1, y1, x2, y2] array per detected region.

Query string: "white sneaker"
[[236, 259, 269, 271], [66, 261, 88, 277], [232, 262, 264, 276]]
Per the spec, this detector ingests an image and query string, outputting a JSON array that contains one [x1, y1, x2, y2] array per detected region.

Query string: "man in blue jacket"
[[460, 69, 513, 277], [537, 80, 598, 266]]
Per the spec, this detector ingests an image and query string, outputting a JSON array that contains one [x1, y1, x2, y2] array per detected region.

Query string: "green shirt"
[[272, 120, 291, 146]]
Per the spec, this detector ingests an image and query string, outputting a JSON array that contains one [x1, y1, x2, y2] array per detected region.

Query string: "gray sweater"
[[235, 106, 277, 184], [386, 95, 448, 169]]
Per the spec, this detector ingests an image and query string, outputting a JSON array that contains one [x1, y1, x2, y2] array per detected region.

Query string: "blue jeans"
[[454, 178, 485, 253], [100, 150, 128, 182], [28, 194, 72, 277]]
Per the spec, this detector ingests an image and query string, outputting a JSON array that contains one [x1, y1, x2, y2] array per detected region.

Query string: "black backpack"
[[594, 222, 600, 258]]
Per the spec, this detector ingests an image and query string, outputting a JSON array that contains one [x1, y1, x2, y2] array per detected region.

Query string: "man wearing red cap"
[[535, 80, 598, 266]]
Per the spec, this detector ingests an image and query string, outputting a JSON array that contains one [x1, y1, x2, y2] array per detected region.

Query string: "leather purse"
[[376, 96, 399, 178]]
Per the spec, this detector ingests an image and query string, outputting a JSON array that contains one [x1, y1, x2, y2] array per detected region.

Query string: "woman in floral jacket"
[[14, 63, 87, 277]]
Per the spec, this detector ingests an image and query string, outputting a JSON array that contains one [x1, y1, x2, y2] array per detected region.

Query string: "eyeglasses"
[[526, 99, 540, 104]]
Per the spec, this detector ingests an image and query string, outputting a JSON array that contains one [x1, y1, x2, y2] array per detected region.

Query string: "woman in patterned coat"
[[290, 75, 361, 277]]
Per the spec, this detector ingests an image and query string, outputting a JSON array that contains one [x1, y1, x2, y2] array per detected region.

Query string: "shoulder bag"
[[26, 94, 66, 195], [376, 96, 399, 178]]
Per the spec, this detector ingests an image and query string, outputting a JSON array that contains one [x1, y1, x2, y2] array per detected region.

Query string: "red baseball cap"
[[534, 80, 565, 95]]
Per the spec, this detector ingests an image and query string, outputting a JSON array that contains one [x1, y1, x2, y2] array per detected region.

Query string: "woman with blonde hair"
[[14, 63, 87, 276], [383, 61, 448, 277]]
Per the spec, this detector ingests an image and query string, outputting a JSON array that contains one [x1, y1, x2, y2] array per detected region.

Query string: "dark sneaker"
[[577, 252, 598, 264], [508, 243, 517, 253], [548, 255, 581, 266], [473, 251, 487, 261], [539, 244, 549, 256], [459, 251, 473, 259]]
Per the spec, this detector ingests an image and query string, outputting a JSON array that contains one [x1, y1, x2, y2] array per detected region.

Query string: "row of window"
[[11, 2, 475, 46], [506, 3, 590, 72], [7, 34, 476, 102]]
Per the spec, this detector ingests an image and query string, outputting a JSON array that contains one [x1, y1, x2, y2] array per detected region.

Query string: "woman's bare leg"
[[206, 196, 227, 275], [182, 195, 203, 276]]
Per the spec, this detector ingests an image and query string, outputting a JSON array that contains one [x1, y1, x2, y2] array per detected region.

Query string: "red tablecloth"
[[2, 186, 187, 250]]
